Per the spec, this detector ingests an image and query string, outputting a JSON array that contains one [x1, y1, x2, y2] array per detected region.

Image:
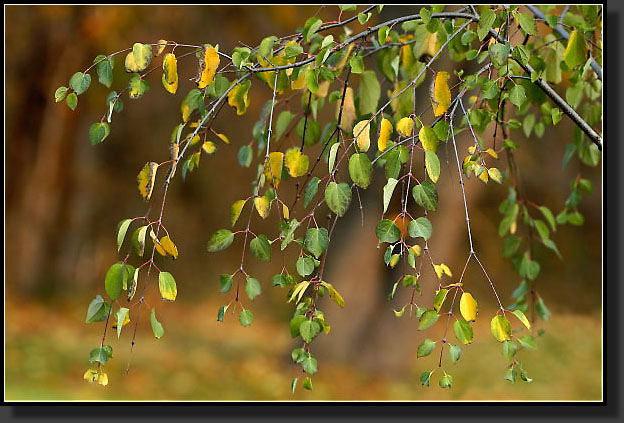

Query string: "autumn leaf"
[[432, 71, 451, 117], [353, 120, 371, 152], [378, 118, 393, 152], [137, 162, 158, 200], [161, 53, 178, 94], [197, 45, 220, 89]]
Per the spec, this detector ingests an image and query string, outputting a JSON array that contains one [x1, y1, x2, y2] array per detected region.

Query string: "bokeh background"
[[5, 5, 602, 401]]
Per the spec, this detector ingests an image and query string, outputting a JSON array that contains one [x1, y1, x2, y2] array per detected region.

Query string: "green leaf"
[[69, 71, 91, 95], [245, 276, 262, 300], [207, 229, 234, 252], [290, 315, 306, 338], [564, 30, 588, 69], [502, 236, 522, 258], [490, 315, 512, 342], [217, 305, 228, 322], [89, 347, 109, 365], [280, 218, 301, 250], [509, 85, 527, 108], [158, 271, 177, 302], [116, 219, 132, 252], [303, 17, 323, 43], [408, 217, 432, 240], [302, 354, 318, 375], [350, 55, 364, 73], [291, 377, 298, 394], [502, 340, 518, 361], [439, 373, 453, 388], [412, 181, 438, 211], [417, 338, 436, 357], [104, 262, 125, 301], [328, 142, 340, 173], [66, 92, 78, 110], [382, 178, 399, 214], [303, 177, 320, 208], [418, 310, 439, 330], [517, 12, 537, 35], [284, 43, 303, 59], [95, 55, 114, 88], [325, 182, 352, 217], [512, 309, 531, 330], [489, 43, 510, 68], [420, 371, 433, 387], [453, 318, 474, 344], [299, 320, 321, 343], [512, 44, 530, 67], [433, 289, 449, 312], [250, 234, 272, 262], [85, 295, 110, 323], [150, 308, 164, 339], [275, 111, 295, 140], [504, 368, 517, 384], [375, 219, 401, 243], [239, 309, 254, 327], [449, 344, 462, 363], [304, 228, 329, 259], [424, 150, 440, 183], [358, 70, 381, 116], [219, 274, 233, 293], [535, 297, 551, 321], [238, 145, 253, 168], [518, 334, 537, 350], [54, 86, 68, 102], [478, 9, 496, 40], [348, 153, 373, 189], [538, 206, 557, 231], [296, 257, 315, 277], [303, 376, 313, 390], [89, 122, 110, 146]]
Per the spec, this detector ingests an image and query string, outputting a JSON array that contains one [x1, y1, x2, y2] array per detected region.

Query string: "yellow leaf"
[[154, 237, 167, 256], [216, 133, 229, 144], [159, 235, 179, 259], [125, 51, 139, 72], [410, 244, 422, 257], [254, 196, 270, 219], [396, 117, 414, 137], [284, 148, 309, 178], [378, 118, 393, 152], [315, 81, 330, 98], [230, 199, 246, 226], [467, 145, 476, 154], [197, 45, 220, 89], [353, 120, 371, 152], [202, 141, 216, 154], [510, 220, 517, 234], [125, 43, 152, 72], [188, 134, 201, 146], [264, 151, 284, 188], [460, 292, 478, 322], [137, 162, 158, 200], [434, 263, 452, 279], [84, 369, 99, 383], [479, 169, 489, 184], [156, 39, 168, 56], [419, 125, 438, 152], [162, 53, 178, 94], [97, 372, 109, 386], [282, 203, 290, 220], [432, 71, 451, 117], [338, 87, 356, 132], [321, 281, 346, 308], [427, 31, 439, 56], [488, 167, 503, 183], [288, 280, 310, 304], [485, 148, 498, 159], [291, 66, 308, 90], [389, 254, 400, 268], [112, 309, 131, 329], [227, 80, 251, 115]]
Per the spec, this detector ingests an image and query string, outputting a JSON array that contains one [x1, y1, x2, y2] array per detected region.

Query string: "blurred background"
[[5, 5, 601, 401]]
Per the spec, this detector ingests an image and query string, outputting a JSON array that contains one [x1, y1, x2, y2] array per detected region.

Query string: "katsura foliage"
[[60, 5, 602, 394]]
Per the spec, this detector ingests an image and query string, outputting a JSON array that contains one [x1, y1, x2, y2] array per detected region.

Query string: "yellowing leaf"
[[230, 199, 246, 226], [158, 271, 177, 302], [124, 42, 152, 72], [396, 117, 414, 137], [161, 53, 178, 94], [419, 125, 439, 152], [353, 120, 371, 152], [389, 254, 400, 268], [197, 45, 220, 89], [433, 263, 452, 279], [488, 167, 503, 183], [467, 145, 476, 154], [227, 80, 251, 115], [563, 30, 588, 69], [432, 71, 451, 117], [410, 244, 422, 257], [156, 39, 168, 56], [202, 141, 216, 154], [264, 151, 284, 188], [254, 196, 270, 219], [378, 118, 393, 152], [491, 315, 512, 342], [291, 66, 309, 90], [460, 292, 478, 322], [97, 372, 109, 386], [137, 162, 158, 200], [282, 203, 290, 220], [288, 280, 310, 304], [321, 281, 346, 308], [284, 148, 309, 177], [338, 87, 356, 132], [512, 309, 531, 330], [84, 369, 99, 383], [485, 148, 498, 159], [315, 81, 330, 98], [479, 169, 489, 183]]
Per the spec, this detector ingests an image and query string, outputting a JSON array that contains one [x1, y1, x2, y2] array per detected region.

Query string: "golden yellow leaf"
[[378, 118, 393, 152], [467, 145, 476, 154], [227, 80, 251, 115], [188, 134, 201, 146], [159, 235, 179, 259], [419, 125, 439, 152], [197, 45, 220, 89], [156, 39, 168, 56], [410, 244, 422, 257], [264, 151, 284, 188], [162, 53, 178, 94], [432, 71, 451, 117], [97, 372, 108, 386], [284, 148, 309, 178], [291, 66, 308, 90], [485, 148, 498, 159], [282, 203, 290, 220], [396, 117, 414, 137], [254, 196, 270, 219], [216, 133, 229, 144], [84, 369, 99, 383], [478, 169, 489, 184], [137, 162, 158, 200], [434, 263, 452, 279], [125, 52, 139, 73], [202, 141, 216, 154], [353, 120, 371, 152], [488, 167, 503, 183], [338, 87, 356, 132], [491, 315, 511, 342], [460, 292, 478, 322]]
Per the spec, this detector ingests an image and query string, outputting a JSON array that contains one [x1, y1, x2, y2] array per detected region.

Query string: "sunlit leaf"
[[285, 148, 309, 178], [158, 271, 177, 302], [563, 29, 588, 69], [460, 292, 478, 322], [378, 118, 393, 152], [161, 53, 178, 94], [432, 71, 451, 117], [197, 45, 220, 88], [353, 120, 371, 152], [254, 195, 270, 219], [396, 117, 414, 137]]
